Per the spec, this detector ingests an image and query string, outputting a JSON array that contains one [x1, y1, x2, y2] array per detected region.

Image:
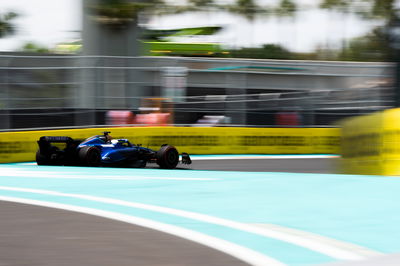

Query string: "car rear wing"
[[38, 136, 74, 143], [37, 136, 81, 153]]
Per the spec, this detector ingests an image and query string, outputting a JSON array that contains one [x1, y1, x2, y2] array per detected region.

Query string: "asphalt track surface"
[[0, 201, 246, 266], [0, 157, 398, 266], [186, 157, 336, 173]]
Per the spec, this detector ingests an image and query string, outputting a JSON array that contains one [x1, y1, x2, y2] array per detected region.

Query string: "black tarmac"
[[187, 157, 337, 173]]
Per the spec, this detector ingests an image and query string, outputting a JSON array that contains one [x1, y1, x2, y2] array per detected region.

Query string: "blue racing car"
[[36, 131, 191, 169]]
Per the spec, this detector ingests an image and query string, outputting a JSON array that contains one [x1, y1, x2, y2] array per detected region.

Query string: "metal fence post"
[[225, 72, 247, 126], [0, 58, 12, 129], [74, 56, 96, 126]]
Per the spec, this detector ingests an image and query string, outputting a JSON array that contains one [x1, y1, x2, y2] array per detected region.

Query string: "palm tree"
[[319, 0, 397, 55], [319, 0, 348, 13], [319, 0, 351, 52], [276, 0, 297, 17], [87, 0, 161, 29], [274, 0, 298, 51], [227, 0, 260, 21], [319, 0, 397, 22], [0, 12, 18, 38]]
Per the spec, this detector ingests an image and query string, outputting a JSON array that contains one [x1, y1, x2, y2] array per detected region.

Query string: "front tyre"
[[79, 146, 101, 167], [156, 145, 179, 169]]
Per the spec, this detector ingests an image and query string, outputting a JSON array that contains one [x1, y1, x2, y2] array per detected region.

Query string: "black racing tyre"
[[156, 145, 179, 169], [36, 147, 62, 165], [79, 146, 101, 167], [36, 149, 51, 165]]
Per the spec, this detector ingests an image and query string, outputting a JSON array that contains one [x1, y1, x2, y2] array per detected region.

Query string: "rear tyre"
[[36, 147, 61, 165], [156, 145, 179, 169], [36, 149, 51, 165], [79, 146, 101, 167]]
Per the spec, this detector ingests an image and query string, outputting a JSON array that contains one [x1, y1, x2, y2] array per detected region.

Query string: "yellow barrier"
[[0, 127, 340, 163], [340, 108, 400, 175]]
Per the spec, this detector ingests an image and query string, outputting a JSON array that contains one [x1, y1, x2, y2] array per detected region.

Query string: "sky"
[[0, 0, 82, 51], [0, 0, 384, 53]]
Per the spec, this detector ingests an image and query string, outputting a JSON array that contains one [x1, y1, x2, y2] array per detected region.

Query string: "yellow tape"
[[340, 108, 400, 175], [0, 127, 340, 163]]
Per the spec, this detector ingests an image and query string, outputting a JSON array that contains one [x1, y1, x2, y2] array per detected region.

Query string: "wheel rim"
[[88, 149, 100, 165], [166, 149, 178, 164]]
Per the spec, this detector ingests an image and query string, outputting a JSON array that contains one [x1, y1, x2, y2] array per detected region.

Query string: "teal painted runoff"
[[0, 160, 399, 265]]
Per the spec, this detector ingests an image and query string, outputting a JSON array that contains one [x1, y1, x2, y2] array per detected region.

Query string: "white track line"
[[191, 155, 339, 160], [0, 195, 284, 266], [251, 224, 382, 259], [14, 155, 338, 166], [0, 168, 217, 181], [0, 186, 381, 261]]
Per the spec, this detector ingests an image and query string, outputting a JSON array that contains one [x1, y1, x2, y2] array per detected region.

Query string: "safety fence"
[[0, 127, 340, 163], [0, 54, 394, 130]]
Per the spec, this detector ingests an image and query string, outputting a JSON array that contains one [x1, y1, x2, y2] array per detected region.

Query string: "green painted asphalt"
[[0, 160, 399, 265]]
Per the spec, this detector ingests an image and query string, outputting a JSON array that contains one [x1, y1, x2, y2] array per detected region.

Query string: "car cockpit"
[[111, 139, 133, 147]]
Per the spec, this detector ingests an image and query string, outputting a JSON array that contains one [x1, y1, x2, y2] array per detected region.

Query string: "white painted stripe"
[[0, 186, 380, 261], [191, 155, 339, 160], [0, 169, 216, 181], [251, 224, 382, 259], [0, 195, 285, 266], [13, 155, 338, 166]]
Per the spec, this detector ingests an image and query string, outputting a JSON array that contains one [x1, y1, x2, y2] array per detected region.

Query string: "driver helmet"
[[103, 131, 112, 143]]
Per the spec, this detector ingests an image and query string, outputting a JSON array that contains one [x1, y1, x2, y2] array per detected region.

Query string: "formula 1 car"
[[36, 131, 191, 169]]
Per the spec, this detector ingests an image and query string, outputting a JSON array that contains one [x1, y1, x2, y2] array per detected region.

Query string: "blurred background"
[[0, 0, 399, 130]]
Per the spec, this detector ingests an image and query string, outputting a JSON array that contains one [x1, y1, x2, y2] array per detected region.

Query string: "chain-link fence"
[[0, 54, 394, 130]]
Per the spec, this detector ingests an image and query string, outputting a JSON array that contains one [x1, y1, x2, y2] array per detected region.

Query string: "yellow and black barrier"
[[340, 108, 400, 175], [0, 127, 340, 163]]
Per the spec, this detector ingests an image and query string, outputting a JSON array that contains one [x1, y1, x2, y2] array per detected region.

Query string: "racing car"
[[36, 131, 191, 169]]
